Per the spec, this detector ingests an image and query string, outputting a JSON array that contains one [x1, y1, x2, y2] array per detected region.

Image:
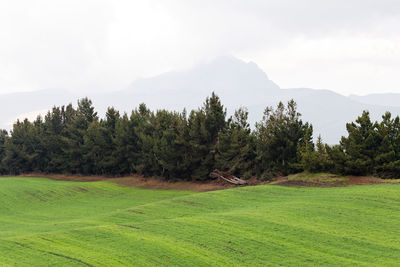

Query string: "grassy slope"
[[1, 178, 400, 266]]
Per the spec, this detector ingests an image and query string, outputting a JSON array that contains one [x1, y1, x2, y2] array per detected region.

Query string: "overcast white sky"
[[1, 0, 399, 96]]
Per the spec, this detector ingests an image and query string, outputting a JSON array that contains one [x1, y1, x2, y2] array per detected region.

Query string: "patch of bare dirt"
[[15, 173, 233, 192], [109, 176, 231, 191], [347, 176, 396, 185], [273, 179, 328, 187], [272, 175, 399, 187], [8, 173, 399, 190]]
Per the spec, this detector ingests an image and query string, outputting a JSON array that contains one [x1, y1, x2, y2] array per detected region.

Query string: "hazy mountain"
[[349, 93, 400, 107], [97, 56, 281, 113], [0, 89, 76, 127], [2, 56, 400, 144], [267, 88, 400, 144]]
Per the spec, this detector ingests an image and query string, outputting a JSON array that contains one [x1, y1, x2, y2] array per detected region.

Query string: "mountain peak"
[[124, 55, 280, 99], [207, 55, 246, 65], [199, 56, 275, 83]]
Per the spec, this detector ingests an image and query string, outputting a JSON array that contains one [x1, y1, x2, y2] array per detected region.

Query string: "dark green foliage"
[[62, 98, 98, 173], [297, 130, 316, 172], [187, 93, 227, 180], [83, 121, 111, 174], [203, 92, 227, 143], [42, 107, 66, 173], [373, 112, 400, 178], [2, 93, 400, 179], [299, 135, 334, 173], [255, 100, 313, 176], [151, 110, 190, 179], [317, 111, 400, 178], [217, 107, 256, 178], [187, 109, 211, 180], [0, 129, 7, 173], [113, 113, 139, 174], [3, 119, 36, 174], [340, 111, 378, 175], [131, 104, 158, 176]]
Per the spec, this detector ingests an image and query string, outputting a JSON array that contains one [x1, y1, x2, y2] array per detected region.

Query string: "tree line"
[[0, 93, 399, 179]]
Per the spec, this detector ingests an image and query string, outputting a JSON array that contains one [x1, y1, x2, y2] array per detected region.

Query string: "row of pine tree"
[[0, 93, 399, 179], [300, 110, 400, 178]]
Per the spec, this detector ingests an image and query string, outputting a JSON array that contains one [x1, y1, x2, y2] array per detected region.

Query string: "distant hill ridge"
[[1, 56, 399, 144]]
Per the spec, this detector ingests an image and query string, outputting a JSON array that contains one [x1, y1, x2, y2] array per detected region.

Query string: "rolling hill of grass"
[[1, 177, 400, 266]]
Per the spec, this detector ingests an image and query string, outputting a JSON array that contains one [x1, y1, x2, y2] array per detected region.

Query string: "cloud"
[[0, 0, 112, 92], [0, 0, 399, 95]]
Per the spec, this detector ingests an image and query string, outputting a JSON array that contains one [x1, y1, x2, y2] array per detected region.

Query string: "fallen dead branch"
[[210, 169, 247, 185]]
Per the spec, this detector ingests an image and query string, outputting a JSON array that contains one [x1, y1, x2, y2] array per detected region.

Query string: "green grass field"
[[1, 177, 400, 266]]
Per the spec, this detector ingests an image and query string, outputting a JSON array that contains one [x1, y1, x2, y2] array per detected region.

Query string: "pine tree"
[[187, 109, 210, 180], [83, 121, 109, 174], [340, 111, 378, 175], [0, 130, 8, 174], [62, 98, 98, 173], [217, 107, 256, 178], [374, 112, 400, 177], [3, 119, 36, 174], [203, 92, 227, 143], [298, 128, 316, 172], [100, 107, 121, 174], [255, 100, 312, 176], [42, 107, 66, 173], [30, 116, 47, 172], [187, 93, 227, 180], [131, 103, 157, 176], [104, 107, 120, 136], [299, 134, 333, 173], [114, 113, 139, 174], [152, 110, 190, 179]]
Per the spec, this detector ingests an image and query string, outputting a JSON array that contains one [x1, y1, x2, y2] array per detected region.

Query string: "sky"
[[1, 0, 399, 96]]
